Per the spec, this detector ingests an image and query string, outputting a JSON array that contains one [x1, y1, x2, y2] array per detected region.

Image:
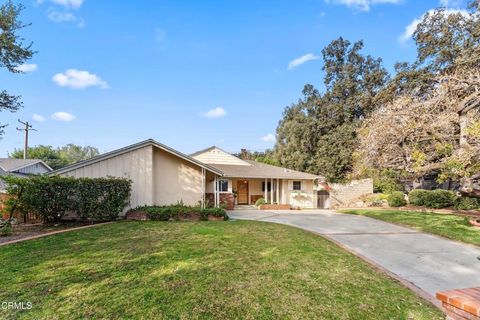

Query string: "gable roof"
[[0, 158, 52, 172], [209, 160, 321, 180], [191, 146, 251, 166], [50, 139, 224, 175]]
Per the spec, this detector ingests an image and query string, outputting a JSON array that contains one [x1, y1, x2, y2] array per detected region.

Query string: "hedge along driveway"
[[0, 221, 442, 319]]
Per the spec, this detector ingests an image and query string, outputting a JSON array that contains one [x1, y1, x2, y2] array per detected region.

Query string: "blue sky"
[[0, 0, 469, 156]]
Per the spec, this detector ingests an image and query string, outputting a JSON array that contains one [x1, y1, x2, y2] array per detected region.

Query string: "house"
[[51, 139, 323, 210], [0, 158, 53, 192], [191, 146, 320, 209]]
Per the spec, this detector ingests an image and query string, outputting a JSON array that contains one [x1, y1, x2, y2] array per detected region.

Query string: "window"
[[262, 181, 272, 192], [217, 179, 229, 192], [293, 181, 302, 191]]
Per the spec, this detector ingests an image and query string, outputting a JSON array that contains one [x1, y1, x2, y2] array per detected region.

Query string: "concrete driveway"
[[228, 209, 480, 301]]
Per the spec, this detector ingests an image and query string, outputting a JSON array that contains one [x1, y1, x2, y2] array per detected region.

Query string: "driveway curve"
[[228, 209, 480, 303]]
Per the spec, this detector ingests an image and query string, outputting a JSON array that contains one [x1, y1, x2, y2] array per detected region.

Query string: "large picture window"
[[262, 181, 272, 192], [217, 179, 229, 192], [293, 181, 302, 191]]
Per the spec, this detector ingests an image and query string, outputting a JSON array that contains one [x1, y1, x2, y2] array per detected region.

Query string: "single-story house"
[[0, 158, 52, 192], [51, 139, 324, 210]]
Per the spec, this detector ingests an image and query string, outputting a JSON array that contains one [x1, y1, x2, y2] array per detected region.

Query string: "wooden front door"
[[237, 180, 249, 204]]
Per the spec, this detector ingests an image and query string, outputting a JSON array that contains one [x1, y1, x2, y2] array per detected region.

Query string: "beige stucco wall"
[[284, 179, 316, 208], [59, 145, 154, 209], [153, 148, 204, 206]]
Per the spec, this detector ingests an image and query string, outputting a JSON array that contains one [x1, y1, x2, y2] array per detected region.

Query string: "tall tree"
[[274, 38, 389, 182], [10, 144, 100, 169], [0, 1, 34, 137]]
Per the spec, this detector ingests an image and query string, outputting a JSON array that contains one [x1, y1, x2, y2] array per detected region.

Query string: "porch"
[[205, 176, 317, 209]]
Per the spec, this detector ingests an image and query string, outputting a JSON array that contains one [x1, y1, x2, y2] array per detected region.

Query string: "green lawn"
[[341, 209, 480, 246], [0, 221, 441, 319]]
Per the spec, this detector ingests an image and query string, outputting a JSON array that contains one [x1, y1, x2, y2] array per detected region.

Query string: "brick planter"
[[205, 193, 234, 210], [469, 219, 480, 228], [437, 287, 480, 320], [259, 204, 291, 210]]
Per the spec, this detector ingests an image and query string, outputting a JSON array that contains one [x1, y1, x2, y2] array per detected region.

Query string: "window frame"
[[217, 179, 229, 193], [262, 181, 272, 192], [292, 181, 302, 191]]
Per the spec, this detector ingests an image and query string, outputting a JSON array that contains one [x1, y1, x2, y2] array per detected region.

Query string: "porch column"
[[214, 176, 217, 208], [264, 178, 267, 201], [270, 178, 274, 204], [276, 178, 280, 205], [201, 168, 205, 208]]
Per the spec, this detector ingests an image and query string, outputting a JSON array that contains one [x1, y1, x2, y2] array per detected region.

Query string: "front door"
[[237, 180, 249, 204]]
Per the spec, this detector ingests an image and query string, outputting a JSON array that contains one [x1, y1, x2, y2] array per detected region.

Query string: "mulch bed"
[[0, 221, 101, 245]]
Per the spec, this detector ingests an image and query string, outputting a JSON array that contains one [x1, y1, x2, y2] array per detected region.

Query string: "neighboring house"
[[51, 139, 323, 210], [0, 159, 53, 192]]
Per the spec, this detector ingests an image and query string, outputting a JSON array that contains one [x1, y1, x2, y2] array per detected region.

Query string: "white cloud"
[[51, 112, 76, 122], [201, 107, 226, 118], [52, 69, 109, 89], [326, 0, 402, 12], [261, 133, 275, 143], [37, 0, 83, 9], [439, 0, 463, 7], [399, 8, 469, 42], [16, 63, 38, 73], [47, 8, 85, 27], [287, 53, 319, 70], [32, 114, 45, 122]]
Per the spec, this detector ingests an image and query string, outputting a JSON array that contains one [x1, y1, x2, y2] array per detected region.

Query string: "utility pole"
[[16, 119, 37, 159]]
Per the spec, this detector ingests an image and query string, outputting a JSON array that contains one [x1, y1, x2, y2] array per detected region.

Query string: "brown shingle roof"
[[209, 160, 321, 180]]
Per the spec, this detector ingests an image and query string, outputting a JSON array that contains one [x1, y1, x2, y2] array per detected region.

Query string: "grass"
[[0, 221, 442, 319], [340, 209, 480, 246]]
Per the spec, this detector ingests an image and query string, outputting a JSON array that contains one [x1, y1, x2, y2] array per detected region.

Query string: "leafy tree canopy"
[[0, 1, 34, 137], [9, 144, 100, 170]]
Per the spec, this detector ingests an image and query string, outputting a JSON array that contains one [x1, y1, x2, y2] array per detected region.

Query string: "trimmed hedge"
[[388, 191, 406, 207], [136, 205, 228, 221], [407, 189, 456, 209], [408, 189, 429, 206], [1, 175, 131, 223]]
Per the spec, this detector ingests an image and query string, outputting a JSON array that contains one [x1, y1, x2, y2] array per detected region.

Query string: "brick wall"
[[329, 179, 373, 208], [205, 193, 235, 210]]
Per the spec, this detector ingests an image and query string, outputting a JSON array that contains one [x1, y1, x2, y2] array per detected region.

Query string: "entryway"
[[317, 190, 330, 209], [237, 180, 249, 204]]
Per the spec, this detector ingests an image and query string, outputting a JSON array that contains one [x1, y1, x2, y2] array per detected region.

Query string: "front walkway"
[[228, 209, 480, 302]]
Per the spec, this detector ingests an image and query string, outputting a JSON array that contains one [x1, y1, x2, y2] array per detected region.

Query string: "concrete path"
[[227, 209, 480, 301]]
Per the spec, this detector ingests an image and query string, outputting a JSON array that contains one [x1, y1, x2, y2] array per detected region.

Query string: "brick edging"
[[0, 222, 114, 247]]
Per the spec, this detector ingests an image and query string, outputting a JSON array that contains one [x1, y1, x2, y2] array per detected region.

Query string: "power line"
[[16, 119, 37, 159]]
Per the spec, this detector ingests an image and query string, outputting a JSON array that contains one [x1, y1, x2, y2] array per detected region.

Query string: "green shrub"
[[388, 192, 406, 207], [1, 175, 131, 223], [373, 169, 404, 194], [408, 189, 429, 206], [423, 190, 456, 209], [0, 219, 13, 236], [255, 198, 267, 206], [454, 196, 480, 210], [138, 205, 228, 221]]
